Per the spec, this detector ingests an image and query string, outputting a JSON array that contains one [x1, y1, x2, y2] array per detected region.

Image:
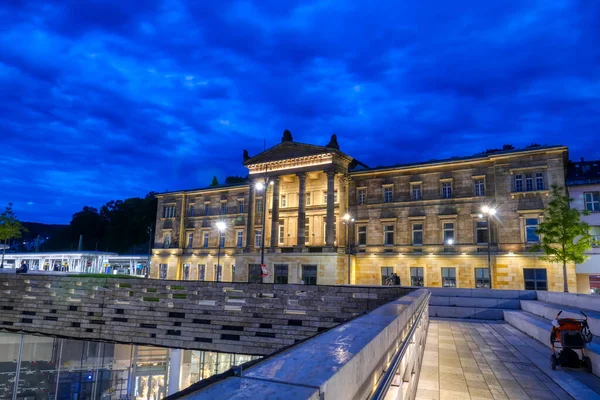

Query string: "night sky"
[[1, 1, 599, 224]]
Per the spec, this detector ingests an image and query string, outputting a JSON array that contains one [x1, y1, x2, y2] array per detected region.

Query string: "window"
[[238, 199, 245, 213], [525, 218, 539, 242], [305, 223, 310, 244], [525, 173, 533, 191], [163, 206, 176, 218], [384, 225, 394, 246], [411, 267, 424, 287], [255, 230, 262, 248], [334, 190, 338, 204], [306, 193, 311, 206], [476, 221, 488, 244], [274, 264, 288, 284], [204, 203, 210, 216], [524, 268, 547, 291], [357, 189, 366, 205], [323, 191, 327, 205], [443, 222, 454, 244], [231, 265, 236, 282], [236, 231, 243, 248], [474, 179, 485, 196], [475, 268, 490, 288], [584, 192, 600, 212], [221, 202, 227, 214], [412, 224, 423, 245], [441, 268, 456, 287], [248, 264, 261, 283], [323, 222, 336, 243], [203, 232, 209, 248], [188, 205, 195, 217], [215, 265, 222, 282], [357, 226, 367, 246], [187, 232, 193, 248], [384, 187, 393, 203], [302, 265, 317, 285], [381, 267, 394, 285], [198, 264, 206, 281], [183, 264, 190, 280], [535, 173, 544, 190], [278, 221, 285, 245], [441, 182, 452, 199], [219, 231, 225, 247], [412, 184, 422, 200], [256, 198, 264, 213], [280, 195, 287, 208], [164, 233, 171, 248], [515, 174, 523, 192], [159, 264, 168, 279]]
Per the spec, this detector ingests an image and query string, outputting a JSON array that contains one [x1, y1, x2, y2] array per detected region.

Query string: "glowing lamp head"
[[481, 205, 490, 214], [216, 221, 226, 231], [343, 213, 351, 221], [269, 181, 274, 185], [488, 208, 497, 216], [255, 181, 265, 191], [446, 239, 454, 245], [478, 213, 483, 219]]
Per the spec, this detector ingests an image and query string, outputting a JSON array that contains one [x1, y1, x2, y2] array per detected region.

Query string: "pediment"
[[243, 141, 345, 166]]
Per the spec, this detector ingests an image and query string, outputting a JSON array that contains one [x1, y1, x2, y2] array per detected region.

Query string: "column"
[[167, 348, 182, 395], [270, 177, 280, 248], [325, 170, 335, 247], [296, 173, 306, 249], [338, 175, 348, 246], [245, 181, 255, 251]]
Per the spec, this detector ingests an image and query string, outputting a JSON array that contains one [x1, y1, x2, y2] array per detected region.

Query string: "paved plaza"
[[416, 319, 600, 400]]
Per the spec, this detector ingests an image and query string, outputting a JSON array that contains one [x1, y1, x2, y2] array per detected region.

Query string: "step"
[[504, 310, 600, 379], [429, 305, 504, 320], [521, 300, 600, 336], [537, 291, 600, 314], [430, 295, 520, 309], [427, 287, 537, 299]]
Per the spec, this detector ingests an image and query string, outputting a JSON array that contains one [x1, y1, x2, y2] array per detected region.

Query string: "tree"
[[210, 176, 219, 186], [0, 203, 27, 268], [531, 185, 594, 292]]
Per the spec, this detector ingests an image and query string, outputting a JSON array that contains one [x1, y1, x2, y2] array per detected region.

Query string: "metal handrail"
[[368, 291, 431, 400]]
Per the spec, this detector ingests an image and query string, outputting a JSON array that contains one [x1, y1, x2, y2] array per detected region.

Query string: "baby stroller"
[[550, 311, 594, 372]]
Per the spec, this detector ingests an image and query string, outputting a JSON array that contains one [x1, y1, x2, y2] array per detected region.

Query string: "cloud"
[[0, 0, 599, 223]]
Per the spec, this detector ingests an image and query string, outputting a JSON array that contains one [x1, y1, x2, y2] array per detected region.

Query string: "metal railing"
[[369, 291, 430, 400]]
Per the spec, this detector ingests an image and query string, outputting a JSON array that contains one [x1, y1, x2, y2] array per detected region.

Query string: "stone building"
[[151, 131, 580, 291]]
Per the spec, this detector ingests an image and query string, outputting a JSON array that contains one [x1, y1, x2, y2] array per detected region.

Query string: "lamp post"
[[479, 206, 497, 289], [216, 221, 226, 282], [255, 179, 270, 283], [146, 225, 153, 278], [343, 213, 355, 284]]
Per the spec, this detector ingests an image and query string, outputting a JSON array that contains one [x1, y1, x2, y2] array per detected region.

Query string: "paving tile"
[[416, 388, 440, 400], [468, 387, 494, 399], [439, 389, 471, 400]]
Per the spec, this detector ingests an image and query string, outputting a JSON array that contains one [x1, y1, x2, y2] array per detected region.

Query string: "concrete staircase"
[[427, 288, 536, 320], [504, 293, 600, 378]]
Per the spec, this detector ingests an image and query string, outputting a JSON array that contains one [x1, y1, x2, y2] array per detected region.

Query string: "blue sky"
[[1, 1, 599, 224]]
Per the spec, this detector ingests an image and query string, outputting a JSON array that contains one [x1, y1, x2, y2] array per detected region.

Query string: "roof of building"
[[350, 144, 567, 174], [567, 159, 600, 186]]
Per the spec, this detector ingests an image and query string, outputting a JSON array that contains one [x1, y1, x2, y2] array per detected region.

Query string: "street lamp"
[[343, 213, 355, 284], [216, 221, 226, 282], [480, 206, 497, 288], [146, 225, 153, 278], [255, 177, 269, 283]]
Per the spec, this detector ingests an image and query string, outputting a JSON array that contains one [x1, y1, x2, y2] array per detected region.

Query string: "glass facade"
[[0, 332, 259, 400]]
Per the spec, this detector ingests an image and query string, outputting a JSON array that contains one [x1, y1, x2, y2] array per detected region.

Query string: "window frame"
[[238, 199, 245, 213], [306, 192, 312, 206], [381, 266, 394, 285], [301, 264, 318, 285], [441, 182, 452, 199], [474, 178, 485, 197], [441, 267, 456, 287], [525, 218, 540, 243], [236, 230, 244, 248], [525, 173, 533, 192], [523, 268, 547, 291], [164, 233, 172, 249], [357, 189, 366, 205], [187, 232, 194, 249], [474, 268, 490, 288], [198, 264, 206, 281], [410, 267, 424, 287], [357, 226, 367, 246], [203, 232, 209, 248], [274, 264, 289, 284], [159, 264, 168, 279], [515, 174, 523, 192], [411, 184, 422, 201], [476, 221, 488, 244], [412, 223, 423, 245], [188, 204, 195, 217], [383, 187, 393, 203], [384, 224, 394, 246], [443, 222, 454, 244], [248, 264, 261, 283], [220, 202, 227, 215], [278, 223, 285, 245], [219, 231, 225, 248], [584, 192, 600, 212], [215, 264, 222, 282], [254, 230, 262, 248], [183, 264, 190, 280], [535, 172, 544, 191], [280, 194, 287, 208]]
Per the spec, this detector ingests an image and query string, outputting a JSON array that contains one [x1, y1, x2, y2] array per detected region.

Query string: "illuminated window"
[[475, 268, 490, 288], [411, 267, 424, 287], [441, 268, 456, 287]]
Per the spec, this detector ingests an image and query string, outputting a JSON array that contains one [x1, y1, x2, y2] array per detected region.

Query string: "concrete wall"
[[173, 289, 430, 400], [0, 274, 412, 356]]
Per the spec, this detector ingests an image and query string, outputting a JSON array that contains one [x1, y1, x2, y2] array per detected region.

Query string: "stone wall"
[[0, 274, 412, 356]]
